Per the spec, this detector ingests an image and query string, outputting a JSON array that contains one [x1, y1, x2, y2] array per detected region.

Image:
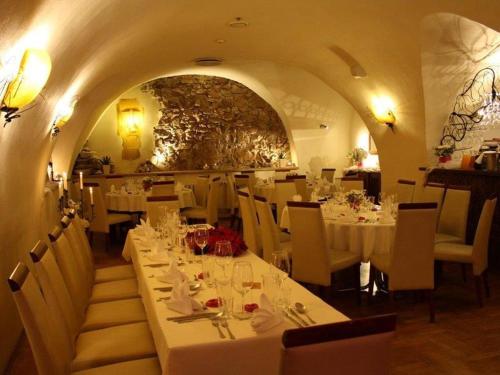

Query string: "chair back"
[[194, 176, 210, 207], [438, 186, 471, 242], [254, 195, 281, 262], [8, 263, 72, 375], [320, 168, 336, 183], [472, 196, 498, 275], [413, 183, 445, 222], [83, 183, 109, 233], [151, 180, 175, 196], [146, 195, 180, 227], [235, 174, 253, 194], [287, 175, 308, 201], [62, 216, 94, 280], [226, 173, 238, 213], [238, 191, 262, 256], [389, 203, 438, 291], [48, 226, 89, 315], [280, 314, 396, 375], [275, 180, 297, 223], [206, 178, 221, 226], [69, 212, 95, 271], [30, 241, 81, 342], [340, 176, 364, 192], [395, 179, 416, 203], [241, 170, 256, 188], [288, 202, 331, 286]]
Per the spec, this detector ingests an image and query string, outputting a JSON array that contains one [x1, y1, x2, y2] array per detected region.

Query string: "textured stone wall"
[[141, 75, 290, 170]]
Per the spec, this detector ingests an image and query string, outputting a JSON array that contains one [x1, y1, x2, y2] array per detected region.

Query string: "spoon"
[[295, 302, 316, 324]]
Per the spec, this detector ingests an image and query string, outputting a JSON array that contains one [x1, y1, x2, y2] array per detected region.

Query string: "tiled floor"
[[6, 225, 500, 374]]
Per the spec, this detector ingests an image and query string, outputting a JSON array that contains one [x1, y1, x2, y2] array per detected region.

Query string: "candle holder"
[[90, 204, 95, 221]]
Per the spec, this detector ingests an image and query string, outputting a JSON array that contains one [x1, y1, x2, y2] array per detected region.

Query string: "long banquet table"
[[122, 229, 348, 375]]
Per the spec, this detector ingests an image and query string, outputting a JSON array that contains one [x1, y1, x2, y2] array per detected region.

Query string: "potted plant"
[[347, 148, 368, 167], [434, 144, 455, 164], [100, 155, 112, 174]]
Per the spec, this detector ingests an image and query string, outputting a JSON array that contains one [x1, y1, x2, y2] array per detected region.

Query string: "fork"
[[220, 319, 235, 339], [211, 319, 226, 338]]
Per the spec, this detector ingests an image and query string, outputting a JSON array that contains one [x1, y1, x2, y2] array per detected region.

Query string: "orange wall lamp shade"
[[51, 97, 77, 136], [372, 96, 396, 131], [0, 48, 52, 124], [117, 98, 143, 160]]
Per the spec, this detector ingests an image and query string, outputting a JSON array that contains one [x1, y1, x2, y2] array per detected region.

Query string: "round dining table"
[[106, 188, 196, 212], [280, 203, 395, 262]]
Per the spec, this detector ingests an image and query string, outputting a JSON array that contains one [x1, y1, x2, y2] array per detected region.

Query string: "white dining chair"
[[413, 183, 445, 221], [280, 314, 396, 375], [145, 195, 180, 227], [8, 262, 160, 374], [105, 175, 127, 193], [287, 201, 362, 301], [254, 195, 291, 262], [340, 176, 364, 192], [151, 180, 175, 196], [275, 180, 297, 225], [286, 175, 308, 201], [395, 179, 416, 203], [369, 202, 438, 322], [434, 196, 497, 307], [184, 177, 221, 226], [435, 186, 471, 244], [193, 175, 210, 207], [320, 168, 336, 183], [237, 190, 262, 256]]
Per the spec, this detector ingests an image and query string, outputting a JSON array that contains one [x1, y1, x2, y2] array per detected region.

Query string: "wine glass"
[[270, 251, 290, 287], [214, 240, 233, 277], [176, 216, 189, 262], [232, 261, 254, 319], [194, 228, 209, 254]]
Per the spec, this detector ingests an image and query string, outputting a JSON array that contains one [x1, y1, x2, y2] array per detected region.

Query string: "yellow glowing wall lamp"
[[0, 48, 52, 125], [51, 96, 77, 136], [372, 96, 396, 132], [117, 98, 143, 160]]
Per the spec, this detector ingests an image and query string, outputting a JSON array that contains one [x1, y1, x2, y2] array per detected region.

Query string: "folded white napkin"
[[157, 260, 188, 284], [251, 294, 284, 333], [292, 194, 302, 202], [165, 279, 202, 315]]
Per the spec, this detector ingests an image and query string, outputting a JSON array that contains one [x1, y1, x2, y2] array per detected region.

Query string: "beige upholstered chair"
[[8, 262, 159, 374], [145, 195, 180, 227], [275, 180, 297, 225], [234, 174, 253, 194], [225, 173, 239, 226], [320, 168, 336, 183], [435, 196, 497, 307], [254, 195, 292, 262], [413, 183, 445, 220], [287, 201, 361, 300], [30, 240, 146, 333], [340, 176, 364, 192], [280, 314, 396, 375], [237, 191, 262, 256], [369, 202, 438, 322], [83, 183, 132, 248], [286, 175, 308, 201], [435, 186, 471, 244], [49, 226, 139, 305], [105, 175, 127, 193], [64, 212, 136, 284], [395, 179, 416, 203], [151, 180, 175, 196], [241, 170, 256, 189], [184, 177, 221, 226], [193, 175, 210, 207]]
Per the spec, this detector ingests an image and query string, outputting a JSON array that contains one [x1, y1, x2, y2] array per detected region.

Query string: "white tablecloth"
[[122, 230, 348, 375], [106, 189, 196, 212], [280, 205, 395, 262]]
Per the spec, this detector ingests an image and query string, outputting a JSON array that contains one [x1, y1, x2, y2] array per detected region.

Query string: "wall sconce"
[[117, 98, 143, 160], [51, 96, 77, 136], [372, 96, 396, 131], [0, 48, 52, 125]]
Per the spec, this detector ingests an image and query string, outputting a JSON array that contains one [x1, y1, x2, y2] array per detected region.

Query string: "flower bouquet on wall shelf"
[[434, 144, 455, 164], [142, 177, 154, 191], [347, 148, 368, 167], [345, 190, 366, 211], [186, 226, 247, 256], [100, 155, 112, 174]]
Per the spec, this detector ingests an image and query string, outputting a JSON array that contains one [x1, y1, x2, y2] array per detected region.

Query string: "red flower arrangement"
[[186, 226, 247, 257]]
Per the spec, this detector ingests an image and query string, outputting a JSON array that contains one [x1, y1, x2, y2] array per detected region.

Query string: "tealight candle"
[[79, 171, 83, 190], [90, 187, 94, 205]]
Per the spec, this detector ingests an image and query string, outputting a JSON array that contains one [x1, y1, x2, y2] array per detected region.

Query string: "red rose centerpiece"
[[186, 226, 247, 256]]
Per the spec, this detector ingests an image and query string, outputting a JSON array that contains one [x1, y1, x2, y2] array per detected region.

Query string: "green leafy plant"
[[347, 148, 368, 164], [100, 155, 112, 165]]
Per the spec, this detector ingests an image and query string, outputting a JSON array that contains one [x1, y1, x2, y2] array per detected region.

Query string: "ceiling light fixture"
[[319, 124, 329, 129], [228, 17, 249, 28]]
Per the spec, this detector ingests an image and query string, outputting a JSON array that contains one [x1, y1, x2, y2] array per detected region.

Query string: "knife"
[[288, 307, 309, 326], [167, 312, 218, 322]]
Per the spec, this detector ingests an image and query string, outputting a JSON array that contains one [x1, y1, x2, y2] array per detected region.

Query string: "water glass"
[[194, 228, 209, 254], [201, 255, 215, 287], [232, 261, 254, 319], [270, 251, 290, 286], [214, 240, 233, 277], [216, 278, 233, 318]]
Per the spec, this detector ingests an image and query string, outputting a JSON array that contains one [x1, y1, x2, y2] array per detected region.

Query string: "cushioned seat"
[[90, 278, 138, 304], [72, 322, 156, 372], [108, 213, 133, 225], [329, 250, 362, 273], [434, 242, 473, 263], [434, 232, 463, 244], [72, 357, 161, 375], [184, 178, 221, 226], [81, 298, 146, 332], [94, 264, 136, 283]]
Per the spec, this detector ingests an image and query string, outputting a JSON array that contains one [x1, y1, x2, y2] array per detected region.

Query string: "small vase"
[[438, 155, 451, 163], [102, 165, 111, 174]]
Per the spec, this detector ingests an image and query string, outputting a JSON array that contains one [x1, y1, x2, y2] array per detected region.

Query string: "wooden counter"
[[427, 168, 500, 267]]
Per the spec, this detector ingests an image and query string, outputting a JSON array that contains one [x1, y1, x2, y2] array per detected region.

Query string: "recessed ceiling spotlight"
[[228, 17, 249, 28], [215, 39, 226, 44], [194, 57, 223, 66], [320, 124, 329, 129]]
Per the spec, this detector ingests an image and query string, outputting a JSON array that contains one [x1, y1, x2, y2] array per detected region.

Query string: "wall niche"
[[141, 75, 290, 170]]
